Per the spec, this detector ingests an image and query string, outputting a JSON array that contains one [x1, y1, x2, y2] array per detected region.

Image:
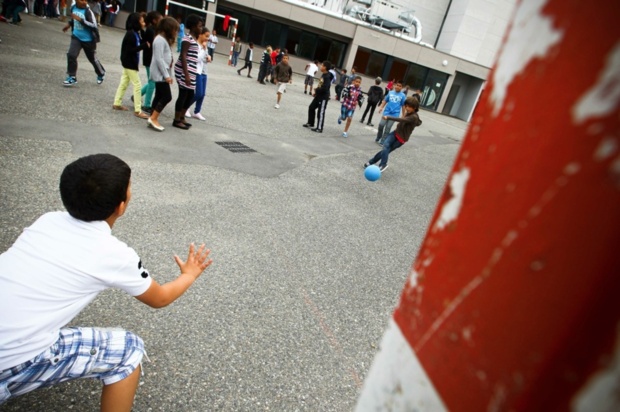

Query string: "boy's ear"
[[115, 199, 128, 217]]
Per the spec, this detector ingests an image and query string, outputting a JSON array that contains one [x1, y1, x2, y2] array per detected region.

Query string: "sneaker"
[[274, 104, 280, 109], [185, 109, 191, 118], [311, 128, 323, 133], [379, 164, 388, 172], [342, 132, 348, 138], [96, 73, 105, 84], [304, 90, 307, 94], [337, 116, 342, 125], [192, 112, 206, 121], [368, 123, 374, 127], [237, 70, 241, 76], [63, 76, 77, 86], [360, 119, 364, 123], [247, 75, 252, 78], [376, 140, 384, 146], [302, 123, 313, 128], [364, 162, 371, 168]]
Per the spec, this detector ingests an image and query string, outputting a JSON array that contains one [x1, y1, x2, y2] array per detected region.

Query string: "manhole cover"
[[215, 141, 257, 153]]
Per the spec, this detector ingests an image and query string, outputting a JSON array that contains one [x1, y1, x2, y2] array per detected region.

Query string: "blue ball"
[[364, 165, 381, 181]]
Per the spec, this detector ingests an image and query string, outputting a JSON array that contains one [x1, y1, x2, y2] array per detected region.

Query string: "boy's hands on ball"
[[174, 243, 212, 280]]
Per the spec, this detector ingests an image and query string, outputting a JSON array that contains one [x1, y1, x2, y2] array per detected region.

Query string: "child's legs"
[[344, 114, 353, 132], [127, 69, 142, 111], [66, 37, 82, 77], [307, 97, 320, 125], [113, 69, 131, 106], [379, 131, 401, 167], [151, 82, 172, 120], [100, 365, 141, 412], [142, 67, 155, 108], [174, 86, 193, 118], [82, 41, 105, 77], [193, 74, 206, 113], [0, 327, 145, 405], [367, 102, 377, 122], [382, 119, 395, 139], [316, 99, 328, 129]]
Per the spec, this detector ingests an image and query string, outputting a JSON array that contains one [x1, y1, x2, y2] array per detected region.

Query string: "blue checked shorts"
[[0, 327, 145, 404]]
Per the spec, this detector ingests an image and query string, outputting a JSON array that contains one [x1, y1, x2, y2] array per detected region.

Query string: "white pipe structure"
[[165, 0, 239, 65]]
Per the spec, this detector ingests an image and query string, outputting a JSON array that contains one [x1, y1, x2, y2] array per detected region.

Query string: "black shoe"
[[379, 164, 388, 172], [303, 123, 313, 128], [360, 119, 364, 123], [237, 70, 241, 76], [304, 91, 307, 94], [364, 162, 371, 168], [368, 123, 374, 127], [259, 81, 266, 84], [247, 75, 252, 78], [311, 128, 322, 133], [172, 120, 189, 130]]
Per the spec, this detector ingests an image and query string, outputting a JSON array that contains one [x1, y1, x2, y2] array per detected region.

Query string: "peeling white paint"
[[594, 137, 618, 161], [408, 268, 420, 288], [436, 168, 470, 230], [355, 319, 447, 412], [572, 324, 620, 412], [573, 42, 620, 124], [491, 0, 563, 117]]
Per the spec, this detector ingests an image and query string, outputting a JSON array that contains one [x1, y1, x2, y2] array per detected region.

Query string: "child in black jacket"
[[360, 77, 384, 126], [112, 12, 150, 119], [303, 60, 333, 133]]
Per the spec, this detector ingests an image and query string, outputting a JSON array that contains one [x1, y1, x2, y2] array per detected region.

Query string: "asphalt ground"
[[0, 15, 468, 411]]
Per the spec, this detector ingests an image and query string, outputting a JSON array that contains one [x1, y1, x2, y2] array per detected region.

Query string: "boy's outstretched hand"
[[174, 243, 212, 280]]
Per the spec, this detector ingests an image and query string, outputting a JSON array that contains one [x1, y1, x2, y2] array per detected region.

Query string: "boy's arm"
[[135, 243, 212, 308]]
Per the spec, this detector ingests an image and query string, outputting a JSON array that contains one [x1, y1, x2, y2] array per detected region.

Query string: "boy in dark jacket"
[[273, 54, 293, 109], [360, 77, 384, 126], [364, 96, 422, 172], [303, 61, 333, 133], [112, 12, 150, 118]]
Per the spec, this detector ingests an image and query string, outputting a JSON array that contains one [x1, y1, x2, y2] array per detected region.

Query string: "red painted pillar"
[[357, 0, 620, 410]]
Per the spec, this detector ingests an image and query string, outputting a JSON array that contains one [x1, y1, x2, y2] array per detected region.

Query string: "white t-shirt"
[[207, 34, 218, 50], [197, 43, 207, 75], [0, 212, 152, 370], [305, 62, 318, 76]]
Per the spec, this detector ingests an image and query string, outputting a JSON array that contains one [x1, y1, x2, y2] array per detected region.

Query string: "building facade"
[[156, 0, 517, 121]]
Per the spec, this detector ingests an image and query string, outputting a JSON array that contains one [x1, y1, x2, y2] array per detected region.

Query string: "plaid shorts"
[[0, 327, 145, 404]]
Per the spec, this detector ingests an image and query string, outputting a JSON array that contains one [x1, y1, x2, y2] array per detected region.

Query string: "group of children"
[[59, 1, 422, 162]]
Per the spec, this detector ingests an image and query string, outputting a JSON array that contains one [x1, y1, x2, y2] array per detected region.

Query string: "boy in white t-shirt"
[[303, 60, 318, 95], [0, 154, 212, 411]]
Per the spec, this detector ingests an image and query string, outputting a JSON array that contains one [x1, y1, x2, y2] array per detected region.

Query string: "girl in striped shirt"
[[172, 14, 202, 130]]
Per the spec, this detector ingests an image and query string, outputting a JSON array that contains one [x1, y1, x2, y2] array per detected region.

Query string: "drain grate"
[[215, 141, 257, 153]]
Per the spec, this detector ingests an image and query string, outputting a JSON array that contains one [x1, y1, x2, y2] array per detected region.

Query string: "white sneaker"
[[185, 109, 191, 118], [192, 112, 206, 121], [274, 104, 280, 109]]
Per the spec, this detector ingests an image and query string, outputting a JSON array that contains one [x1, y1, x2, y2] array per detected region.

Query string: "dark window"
[[298, 32, 317, 59], [327, 41, 346, 68], [367, 51, 387, 78], [264, 21, 282, 49], [389, 59, 408, 84], [403, 63, 427, 90], [286, 28, 301, 56], [248, 17, 266, 45], [315, 37, 332, 62], [353, 48, 371, 74]]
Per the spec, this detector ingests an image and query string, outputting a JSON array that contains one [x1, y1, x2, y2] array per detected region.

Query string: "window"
[[298, 32, 317, 59], [264, 21, 282, 48], [389, 59, 408, 84], [367, 51, 387, 78], [403, 63, 427, 90], [353, 48, 371, 75], [315, 37, 332, 62], [248, 17, 265, 46], [327, 41, 346, 68], [286, 28, 301, 56]]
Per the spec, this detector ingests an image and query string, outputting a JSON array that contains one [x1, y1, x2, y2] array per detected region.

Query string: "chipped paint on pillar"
[[357, 0, 620, 410]]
